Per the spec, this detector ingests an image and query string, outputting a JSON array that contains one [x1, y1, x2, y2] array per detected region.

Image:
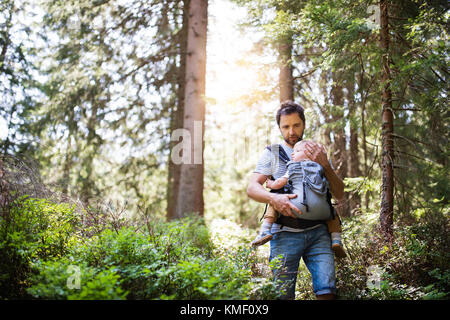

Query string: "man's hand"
[[302, 141, 345, 200], [247, 172, 303, 218], [303, 141, 330, 169], [270, 193, 303, 218]]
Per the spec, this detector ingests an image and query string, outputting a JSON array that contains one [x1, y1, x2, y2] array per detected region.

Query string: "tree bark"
[[330, 73, 347, 179], [380, 0, 394, 242], [279, 41, 294, 102], [330, 72, 349, 216], [174, 0, 207, 218], [81, 101, 98, 206], [347, 75, 362, 214], [167, 0, 189, 220], [0, 157, 9, 212], [319, 70, 332, 147]]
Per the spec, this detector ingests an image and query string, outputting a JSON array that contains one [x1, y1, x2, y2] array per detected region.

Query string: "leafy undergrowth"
[[1, 195, 448, 300], [0, 196, 281, 300]]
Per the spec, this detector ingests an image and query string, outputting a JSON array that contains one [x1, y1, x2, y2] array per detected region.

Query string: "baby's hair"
[[294, 140, 310, 148]]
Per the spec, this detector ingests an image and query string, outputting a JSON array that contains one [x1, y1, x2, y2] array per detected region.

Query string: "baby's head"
[[291, 140, 310, 161]]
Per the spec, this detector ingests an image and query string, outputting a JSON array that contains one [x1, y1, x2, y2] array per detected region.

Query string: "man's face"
[[279, 113, 304, 148]]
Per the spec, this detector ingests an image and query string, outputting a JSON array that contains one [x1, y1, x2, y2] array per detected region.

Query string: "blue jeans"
[[269, 224, 336, 299]]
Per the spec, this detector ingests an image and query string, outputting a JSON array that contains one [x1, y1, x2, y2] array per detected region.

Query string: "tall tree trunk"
[[380, 0, 394, 242], [62, 107, 76, 196], [330, 73, 347, 179], [0, 157, 9, 212], [174, 0, 207, 218], [167, 0, 189, 220], [62, 135, 72, 196], [319, 70, 332, 146], [330, 72, 349, 216], [347, 75, 362, 214], [359, 73, 370, 210], [80, 101, 98, 206], [279, 41, 294, 102]]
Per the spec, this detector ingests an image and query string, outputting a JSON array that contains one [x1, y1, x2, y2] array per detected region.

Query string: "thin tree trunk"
[[330, 73, 347, 179], [167, 0, 189, 220], [62, 135, 72, 195], [279, 41, 294, 102], [330, 72, 349, 216], [81, 100, 99, 206], [359, 73, 370, 210], [0, 157, 9, 211], [175, 0, 207, 218], [319, 70, 332, 146], [380, 0, 394, 242], [347, 75, 362, 214]]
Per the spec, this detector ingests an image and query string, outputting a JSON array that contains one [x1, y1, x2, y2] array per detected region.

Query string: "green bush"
[[26, 259, 127, 300], [334, 209, 449, 300], [4, 199, 279, 300], [4, 194, 447, 300], [0, 196, 79, 298]]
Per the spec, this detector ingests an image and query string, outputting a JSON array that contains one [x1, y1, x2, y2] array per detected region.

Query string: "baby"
[[252, 140, 346, 258]]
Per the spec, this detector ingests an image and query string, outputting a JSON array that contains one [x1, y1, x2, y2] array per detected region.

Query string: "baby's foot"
[[332, 239, 347, 258], [251, 230, 273, 247]]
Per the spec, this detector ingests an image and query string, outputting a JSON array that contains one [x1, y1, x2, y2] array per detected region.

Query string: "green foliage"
[[344, 176, 380, 196], [2, 196, 280, 300], [160, 255, 252, 299], [0, 196, 79, 298], [333, 209, 449, 300], [26, 259, 127, 300], [0, 0, 39, 156], [2, 192, 448, 300]]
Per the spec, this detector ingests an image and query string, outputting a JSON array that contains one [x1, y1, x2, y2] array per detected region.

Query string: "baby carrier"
[[263, 144, 336, 229]]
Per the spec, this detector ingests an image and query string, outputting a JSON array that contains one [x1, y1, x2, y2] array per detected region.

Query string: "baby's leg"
[[264, 205, 278, 223], [326, 214, 341, 233], [326, 214, 346, 258], [251, 205, 277, 247]]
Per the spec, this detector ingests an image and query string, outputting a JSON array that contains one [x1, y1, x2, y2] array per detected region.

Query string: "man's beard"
[[284, 135, 302, 146]]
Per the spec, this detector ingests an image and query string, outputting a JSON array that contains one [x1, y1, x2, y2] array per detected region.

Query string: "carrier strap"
[[266, 144, 290, 164]]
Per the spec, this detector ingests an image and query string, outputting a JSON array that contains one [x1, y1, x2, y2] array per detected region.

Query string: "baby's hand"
[[265, 179, 275, 189]]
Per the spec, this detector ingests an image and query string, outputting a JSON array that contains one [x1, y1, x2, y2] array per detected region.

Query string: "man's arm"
[[322, 163, 345, 200], [303, 142, 345, 200], [247, 173, 302, 218]]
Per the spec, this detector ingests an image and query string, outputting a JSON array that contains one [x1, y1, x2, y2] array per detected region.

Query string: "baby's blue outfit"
[[284, 160, 333, 221]]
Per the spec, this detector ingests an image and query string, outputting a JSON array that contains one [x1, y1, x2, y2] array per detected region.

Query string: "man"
[[247, 100, 345, 300]]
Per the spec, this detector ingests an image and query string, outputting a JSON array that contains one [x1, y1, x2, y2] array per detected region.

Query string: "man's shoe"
[[332, 240, 347, 258], [251, 231, 273, 247]]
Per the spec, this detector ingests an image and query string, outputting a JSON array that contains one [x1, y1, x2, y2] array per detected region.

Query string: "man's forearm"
[[247, 181, 275, 204], [323, 164, 345, 200]]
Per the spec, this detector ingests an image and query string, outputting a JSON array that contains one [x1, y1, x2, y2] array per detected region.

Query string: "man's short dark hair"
[[276, 100, 306, 127]]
